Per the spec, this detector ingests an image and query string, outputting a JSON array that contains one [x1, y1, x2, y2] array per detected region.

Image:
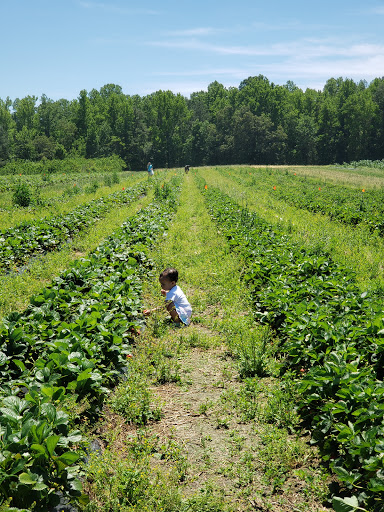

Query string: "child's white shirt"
[[166, 285, 192, 325]]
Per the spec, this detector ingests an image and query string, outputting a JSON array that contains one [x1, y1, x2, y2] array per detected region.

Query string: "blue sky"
[[2, 0, 384, 101]]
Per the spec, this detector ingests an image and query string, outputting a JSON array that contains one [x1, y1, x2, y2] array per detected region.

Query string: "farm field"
[[203, 165, 384, 294], [0, 164, 383, 512], [0, 161, 146, 230]]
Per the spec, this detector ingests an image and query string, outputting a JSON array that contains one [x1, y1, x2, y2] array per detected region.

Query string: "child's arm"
[[143, 306, 161, 315]]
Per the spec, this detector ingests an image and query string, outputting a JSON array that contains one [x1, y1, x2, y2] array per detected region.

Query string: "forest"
[[1, 74, 384, 170]]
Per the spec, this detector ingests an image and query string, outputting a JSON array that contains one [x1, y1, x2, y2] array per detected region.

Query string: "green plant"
[[258, 425, 308, 492], [232, 326, 275, 378], [85, 181, 99, 193], [83, 448, 153, 509], [0, 178, 182, 509], [107, 375, 163, 425], [261, 376, 300, 430], [199, 399, 213, 416], [332, 496, 368, 512], [12, 180, 32, 207], [0, 181, 148, 273], [0, 391, 86, 510], [103, 174, 112, 186]]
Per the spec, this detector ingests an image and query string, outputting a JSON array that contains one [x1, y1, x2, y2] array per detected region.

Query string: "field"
[[1, 162, 384, 512]]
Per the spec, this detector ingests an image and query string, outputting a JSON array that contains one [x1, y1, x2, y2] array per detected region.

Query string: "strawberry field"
[[1, 164, 384, 512]]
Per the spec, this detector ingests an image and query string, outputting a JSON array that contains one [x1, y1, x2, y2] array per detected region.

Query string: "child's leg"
[[166, 301, 181, 323]]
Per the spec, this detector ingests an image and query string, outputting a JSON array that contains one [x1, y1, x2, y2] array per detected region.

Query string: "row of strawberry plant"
[[223, 166, 384, 235], [0, 177, 181, 511], [0, 180, 150, 273], [198, 177, 384, 511]]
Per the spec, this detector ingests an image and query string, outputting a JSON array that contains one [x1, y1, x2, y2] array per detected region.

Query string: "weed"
[[104, 174, 112, 186], [126, 429, 159, 460], [181, 331, 221, 349], [199, 399, 214, 416], [12, 180, 32, 206], [85, 180, 99, 193], [107, 375, 163, 425], [159, 429, 189, 482], [83, 446, 183, 511], [257, 425, 308, 491], [215, 415, 230, 429], [261, 373, 301, 430], [183, 486, 230, 512], [231, 325, 277, 378]]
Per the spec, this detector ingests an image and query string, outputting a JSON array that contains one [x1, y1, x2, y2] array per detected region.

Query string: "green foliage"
[[84, 180, 99, 193], [199, 177, 384, 510], [0, 181, 149, 273], [107, 375, 162, 425], [3, 76, 384, 169], [332, 496, 368, 512], [0, 176, 182, 509], [237, 166, 384, 234], [230, 326, 276, 378], [0, 390, 85, 511], [12, 180, 32, 207]]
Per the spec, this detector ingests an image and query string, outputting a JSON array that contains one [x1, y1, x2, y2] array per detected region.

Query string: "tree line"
[[1, 75, 384, 169]]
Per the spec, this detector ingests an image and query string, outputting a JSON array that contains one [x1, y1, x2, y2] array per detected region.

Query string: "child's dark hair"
[[160, 268, 178, 282]]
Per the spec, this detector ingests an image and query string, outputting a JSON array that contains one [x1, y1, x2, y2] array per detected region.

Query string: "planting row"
[[198, 177, 384, 511], [223, 166, 384, 235], [0, 180, 151, 273], [0, 178, 181, 511]]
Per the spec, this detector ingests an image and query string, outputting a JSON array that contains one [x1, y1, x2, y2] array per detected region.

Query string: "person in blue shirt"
[[147, 162, 154, 176]]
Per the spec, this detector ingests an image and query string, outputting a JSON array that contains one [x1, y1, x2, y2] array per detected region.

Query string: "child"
[[143, 268, 192, 326]]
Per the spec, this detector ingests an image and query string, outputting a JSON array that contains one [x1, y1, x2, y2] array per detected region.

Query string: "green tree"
[[33, 134, 57, 160], [368, 77, 384, 159], [0, 98, 14, 163], [144, 90, 190, 167], [13, 95, 37, 131], [14, 126, 36, 160], [341, 90, 377, 161]]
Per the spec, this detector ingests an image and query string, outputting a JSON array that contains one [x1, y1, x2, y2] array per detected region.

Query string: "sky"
[[2, 0, 384, 102]]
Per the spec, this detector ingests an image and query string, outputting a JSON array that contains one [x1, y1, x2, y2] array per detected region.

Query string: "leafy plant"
[[107, 375, 162, 425], [12, 180, 32, 207]]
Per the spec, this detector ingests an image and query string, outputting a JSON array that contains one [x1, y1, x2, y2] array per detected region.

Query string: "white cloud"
[[148, 36, 384, 61], [147, 35, 384, 95]]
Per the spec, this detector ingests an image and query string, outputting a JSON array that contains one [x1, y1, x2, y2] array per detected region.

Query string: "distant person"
[[147, 162, 154, 176], [143, 267, 192, 326], [184, 164, 190, 173]]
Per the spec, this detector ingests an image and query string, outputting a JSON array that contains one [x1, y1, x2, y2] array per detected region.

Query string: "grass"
[[251, 163, 384, 189], [202, 166, 384, 293], [81, 174, 332, 512]]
